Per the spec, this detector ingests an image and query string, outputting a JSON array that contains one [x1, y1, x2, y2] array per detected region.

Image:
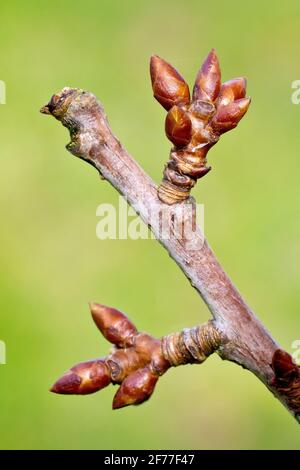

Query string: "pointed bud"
[[150, 55, 190, 111], [192, 49, 221, 102], [217, 78, 247, 106], [272, 350, 299, 381], [90, 302, 138, 347], [165, 106, 192, 147], [211, 97, 251, 133], [112, 367, 158, 409], [50, 359, 111, 395]]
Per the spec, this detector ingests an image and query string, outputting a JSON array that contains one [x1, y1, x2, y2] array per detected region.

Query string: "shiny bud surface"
[[90, 302, 137, 347], [217, 77, 247, 106], [192, 49, 221, 102], [112, 367, 158, 409], [165, 106, 192, 147], [211, 97, 251, 133], [51, 359, 111, 395], [150, 55, 190, 111]]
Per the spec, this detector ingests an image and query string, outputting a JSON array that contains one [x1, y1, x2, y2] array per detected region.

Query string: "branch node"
[[161, 321, 222, 367]]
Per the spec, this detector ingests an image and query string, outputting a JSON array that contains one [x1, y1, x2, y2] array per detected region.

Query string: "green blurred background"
[[0, 0, 299, 450]]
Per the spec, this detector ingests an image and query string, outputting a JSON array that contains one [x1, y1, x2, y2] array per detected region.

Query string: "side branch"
[[41, 88, 300, 422], [51, 303, 222, 408]]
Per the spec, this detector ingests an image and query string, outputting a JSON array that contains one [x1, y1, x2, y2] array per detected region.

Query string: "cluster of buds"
[[51, 303, 170, 409], [51, 304, 221, 409], [271, 349, 300, 416], [150, 49, 251, 204]]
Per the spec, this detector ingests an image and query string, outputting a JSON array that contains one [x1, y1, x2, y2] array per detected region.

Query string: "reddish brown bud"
[[211, 97, 251, 133], [217, 78, 247, 106], [90, 302, 137, 347], [51, 359, 111, 395], [272, 350, 299, 381], [112, 367, 158, 409], [150, 55, 190, 111], [192, 49, 221, 102], [165, 106, 192, 147]]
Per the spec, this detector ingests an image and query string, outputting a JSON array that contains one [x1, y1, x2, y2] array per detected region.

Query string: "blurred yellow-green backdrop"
[[0, 0, 299, 450]]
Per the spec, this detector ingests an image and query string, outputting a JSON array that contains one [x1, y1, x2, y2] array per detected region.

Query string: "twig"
[[41, 51, 300, 422]]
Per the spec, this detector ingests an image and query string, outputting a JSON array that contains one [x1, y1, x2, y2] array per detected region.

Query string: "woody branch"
[[41, 50, 300, 422]]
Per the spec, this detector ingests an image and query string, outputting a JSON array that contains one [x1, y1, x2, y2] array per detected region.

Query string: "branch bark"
[[41, 87, 300, 423]]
